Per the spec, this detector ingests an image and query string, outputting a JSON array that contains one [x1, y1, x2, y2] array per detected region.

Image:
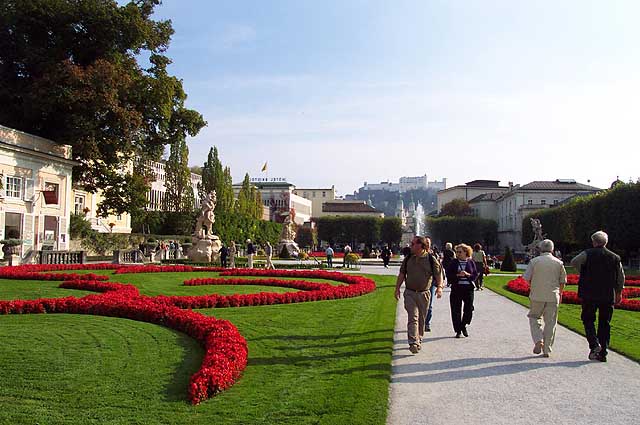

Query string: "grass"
[[0, 271, 398, 425], [484, 275, 640, 363]]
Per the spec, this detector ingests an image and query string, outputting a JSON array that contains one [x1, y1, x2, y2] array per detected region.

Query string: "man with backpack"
[[394, 236, 444, 354]]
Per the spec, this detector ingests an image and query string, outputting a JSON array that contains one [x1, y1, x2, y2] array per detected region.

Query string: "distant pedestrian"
[[472, 243, 488, 290], [343, 244, 352, 269], [442, 242, 455, 287], [523, 239, 567, 357], [394, 236, 443, 353], [325, 245, 334, 268], [220, 243, 229, 268], [381, 245, 392, 268], [265, 241, 275, 269], [246, 239, 256, 269], [570, 230, 625, 362], [229, 241, 237, 268], [445, 244, 478, 338]]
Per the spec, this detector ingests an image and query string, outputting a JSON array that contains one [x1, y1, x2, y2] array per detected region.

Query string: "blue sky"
[[152, 0, 640, 195]]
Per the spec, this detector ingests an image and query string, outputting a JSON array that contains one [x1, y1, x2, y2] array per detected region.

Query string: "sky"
[[150, 0, 640, 196]]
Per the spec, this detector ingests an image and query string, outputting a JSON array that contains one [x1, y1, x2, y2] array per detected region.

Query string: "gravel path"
[[387, 284, 640, 425]]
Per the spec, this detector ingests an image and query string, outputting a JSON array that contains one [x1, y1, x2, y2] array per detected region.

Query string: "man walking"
[[571, 231, 625, 362], [265, 241, 275, 269], [246, 239, 256, 269], [394, 236, 443, 354], [325, 245, 334, 268], [343, 244, 352, 269], [523, 239, 567, 357]]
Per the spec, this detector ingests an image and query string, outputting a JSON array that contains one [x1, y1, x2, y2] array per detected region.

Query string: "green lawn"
[[0, 271, 397, 425], [484, 275, 640, 363]]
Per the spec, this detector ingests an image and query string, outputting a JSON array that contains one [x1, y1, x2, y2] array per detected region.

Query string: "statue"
[[277, 209, 300, 257], [527, 218, 546, 256], [188, 191, 222, 263], [194, 191, 217, 238]]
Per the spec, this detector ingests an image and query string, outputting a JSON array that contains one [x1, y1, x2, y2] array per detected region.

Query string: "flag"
[[261, 162, 268, 172]]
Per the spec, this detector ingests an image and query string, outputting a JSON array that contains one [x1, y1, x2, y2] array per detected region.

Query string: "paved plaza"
[[387, 282, 640, 425]]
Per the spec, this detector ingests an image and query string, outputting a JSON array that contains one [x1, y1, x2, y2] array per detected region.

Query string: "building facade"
[[292, 186, 336, 218], [360, 175, 447, 193], [0, 125, 77, 260], [436, 180, 509, 212], [145, 160, 202, 211], [496, 180, 600, 251], [234, 179, 312, 225], [321, 200, 384, 218]]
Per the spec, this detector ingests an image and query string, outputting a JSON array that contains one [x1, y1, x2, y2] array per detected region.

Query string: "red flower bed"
[[309, 251, 344, 258], [506, 277, 640, 311], [0, 266, 374, 403], [565, 274, 639, 286]]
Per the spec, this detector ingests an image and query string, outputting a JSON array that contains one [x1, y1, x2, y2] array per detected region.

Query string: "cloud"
[[219, 24, 256, 49]]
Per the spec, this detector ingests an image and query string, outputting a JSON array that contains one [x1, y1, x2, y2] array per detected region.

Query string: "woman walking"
[[446, 244, 478, 338], [472, 243, 488, 290]]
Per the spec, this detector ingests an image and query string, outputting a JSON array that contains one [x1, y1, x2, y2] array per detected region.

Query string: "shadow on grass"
[[248, 347, 392, 367], [164, 330, 204, 402]]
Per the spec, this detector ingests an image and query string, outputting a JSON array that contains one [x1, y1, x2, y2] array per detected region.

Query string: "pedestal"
[[188, 236, 222, 263]]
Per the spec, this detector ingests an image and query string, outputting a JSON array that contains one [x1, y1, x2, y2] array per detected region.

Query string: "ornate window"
[[5, 176, 22, 198]]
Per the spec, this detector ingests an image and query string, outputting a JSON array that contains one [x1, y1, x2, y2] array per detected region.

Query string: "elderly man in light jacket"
[[523, 239, 567, 357]]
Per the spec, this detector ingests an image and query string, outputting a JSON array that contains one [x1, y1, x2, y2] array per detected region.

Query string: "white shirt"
[[523, 252, 567, 303]]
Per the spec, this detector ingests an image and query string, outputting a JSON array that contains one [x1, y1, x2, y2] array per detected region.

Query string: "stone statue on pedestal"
[[188, 191, 222, 263], [527, 218, 545, 257], [277, 209, 300, 257]]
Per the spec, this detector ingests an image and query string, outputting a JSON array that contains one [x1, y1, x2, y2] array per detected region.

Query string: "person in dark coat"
[[220, 244, 229, 268], [442, 242, 456, 287], [445, 243, 478, 338], [570, 230, 625, 362], [381, 245, 392, 268]]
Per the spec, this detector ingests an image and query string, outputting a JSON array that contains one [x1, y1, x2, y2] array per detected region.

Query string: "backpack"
[[402, 252, 437, 279]]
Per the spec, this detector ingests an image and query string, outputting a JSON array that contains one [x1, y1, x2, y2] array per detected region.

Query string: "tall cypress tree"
[[163, 139, 194, 212], [199, 147, 235, 213]]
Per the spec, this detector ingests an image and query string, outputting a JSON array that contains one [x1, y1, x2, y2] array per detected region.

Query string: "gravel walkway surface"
[[387, 284, 640, 425]]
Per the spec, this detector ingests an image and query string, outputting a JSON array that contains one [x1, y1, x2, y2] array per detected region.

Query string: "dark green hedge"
[[522, 182, 640, 257], [316, 216, 401, 247], [426, 216, 498, 248]]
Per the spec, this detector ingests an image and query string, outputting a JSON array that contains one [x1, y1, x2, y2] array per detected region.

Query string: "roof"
[[233, 181, 295, 188], [322, 202, 382, 213], [438, 180, 508, 193], [518, 180, 600, 191], [468, 192, 505, 203]]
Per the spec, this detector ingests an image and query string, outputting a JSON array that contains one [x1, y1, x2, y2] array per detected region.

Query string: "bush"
[[70, 213, 92, 240], [501, 247, 517, 272]]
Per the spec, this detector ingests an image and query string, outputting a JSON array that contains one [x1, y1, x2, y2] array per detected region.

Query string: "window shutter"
[[24, 178, 35, 201], [22, 214, 34, 250], [58, 216, 68, 250]]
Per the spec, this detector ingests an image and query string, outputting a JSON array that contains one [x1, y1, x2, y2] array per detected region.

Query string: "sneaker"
[[455, 332, 462, 338], [588, 346, 601, 360], [425, 326, 431, 332], [542, 353, 550, 358], [417, 344, 422, 351], [596, 353, 607, 362], [462, 327, 469, 337], [533, 341, 544, 355], [409, 344, 419, 354]]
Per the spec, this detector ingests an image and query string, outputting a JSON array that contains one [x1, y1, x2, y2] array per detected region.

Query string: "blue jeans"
[[425, 282, 436, 328]]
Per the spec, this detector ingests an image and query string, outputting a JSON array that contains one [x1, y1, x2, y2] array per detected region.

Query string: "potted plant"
[[1, 238, 22, 256]]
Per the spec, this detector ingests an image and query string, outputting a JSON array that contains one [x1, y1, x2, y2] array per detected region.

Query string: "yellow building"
[[0, 125, 77, 260]]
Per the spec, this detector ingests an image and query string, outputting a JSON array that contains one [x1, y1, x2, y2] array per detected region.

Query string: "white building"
[[321, 200, 384, 218], [361, 175, 447, 193], [292, 186, 336, 218], [436, 180, 509, 213], [145, 160, 202, 211], [0, 125, 77, 260], [233, 179, 312, 225], [495, 180, 600, 251]]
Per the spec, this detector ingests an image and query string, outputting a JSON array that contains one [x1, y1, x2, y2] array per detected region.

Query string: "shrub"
[[70, 213, 93, 240], [501, 247, 517, 272]]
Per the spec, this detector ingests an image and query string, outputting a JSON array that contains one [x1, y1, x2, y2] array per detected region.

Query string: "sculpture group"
[[188, 191, 222, 262]]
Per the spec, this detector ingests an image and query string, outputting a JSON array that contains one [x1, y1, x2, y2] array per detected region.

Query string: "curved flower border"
[[506, 275, 640, 311], [0, 264, 376, 404]]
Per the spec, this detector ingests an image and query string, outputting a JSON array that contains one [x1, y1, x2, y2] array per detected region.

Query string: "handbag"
[[483, 265, 491, 275]]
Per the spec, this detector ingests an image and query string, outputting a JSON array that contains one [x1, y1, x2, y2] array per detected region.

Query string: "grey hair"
[[591, 231, 608, 246], [445, 242, 453, 250], [538, 239, 554, 253]]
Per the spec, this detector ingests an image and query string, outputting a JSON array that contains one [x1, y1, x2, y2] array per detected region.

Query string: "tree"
[[163, 139, 194, 212], [381, 217, 403, 247], [439, 199, 474, 217], [0, 0, 206, 214], [427, 216, 498, 249], [235, 173, 262, 219], [295, 227, 317, 249]]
